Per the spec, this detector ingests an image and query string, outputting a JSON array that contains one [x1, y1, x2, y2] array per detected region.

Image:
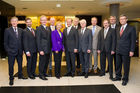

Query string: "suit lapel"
[[11, 27, 18, 38], [120, 25, 129, 38]]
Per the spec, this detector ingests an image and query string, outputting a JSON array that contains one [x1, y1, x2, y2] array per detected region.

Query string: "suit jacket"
[[51, 30, 64, 51], [4, 27, 23, 56], [116, 24, 136, 55], [87, 25, 102, 50], [97, 27, 116, 52], [63, 26, 79, 52], [36, 25, 51, 54], [23, 27, 37, 54], [78, 28, 92, 53]]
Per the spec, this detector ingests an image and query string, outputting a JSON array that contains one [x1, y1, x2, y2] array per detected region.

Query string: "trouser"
[[26, 52, 37, 76], [39, 53, 50, 76], [8, 54, 23, 80], [49, 51, 52, 70], [116, 53, 130, 82], [53, 51, 62, 77], [65, 51, 76, 74]]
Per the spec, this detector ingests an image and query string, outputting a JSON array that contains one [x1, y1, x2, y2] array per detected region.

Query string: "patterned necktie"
[[14, 27, 18, 38], [120, 26, 124, 36], [31, 28, 35, 37]]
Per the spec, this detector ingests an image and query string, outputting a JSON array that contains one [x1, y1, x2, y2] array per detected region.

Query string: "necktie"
[[92, 26, 95, 36], [67, 27, 70, 35], [14, 28, 18, 38], [104, 29, 107, 39], [120, 26, 124, 36], [31, 28, 35, 36]]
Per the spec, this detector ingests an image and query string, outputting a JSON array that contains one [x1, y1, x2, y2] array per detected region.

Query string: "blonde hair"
[[56, 21, 62, 26], [73, 17, 79, 21], [10, 16, 18, 21]]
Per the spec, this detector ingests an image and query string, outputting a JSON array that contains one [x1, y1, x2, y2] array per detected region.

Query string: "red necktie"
[[120, 27, 124, 36], [31, 29, 35, 37]]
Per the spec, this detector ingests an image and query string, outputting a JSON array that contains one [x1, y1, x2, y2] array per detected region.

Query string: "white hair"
[[80, 19, 87, 24]]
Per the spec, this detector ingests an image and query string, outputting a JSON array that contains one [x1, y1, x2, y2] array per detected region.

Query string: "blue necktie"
[[92, 26, 95, 36]]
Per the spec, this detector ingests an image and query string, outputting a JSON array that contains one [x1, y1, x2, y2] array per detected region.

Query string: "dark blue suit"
[[4, 27, 23, 80], [115, 24, 136, 82]]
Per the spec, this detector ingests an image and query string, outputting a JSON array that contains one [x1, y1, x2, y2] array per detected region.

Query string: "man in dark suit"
[[23, 18, 37, 79], [4, 17, 27, 86], [63, 18, 79, 77], [73, 17, 81, 74], [48, 17, 56, 76], [97, 19, 116, 80], [78, 19, 92, 78], [106, 16, 120, 73], [36, 15, 51, 80], [113, 15, 136, 86]]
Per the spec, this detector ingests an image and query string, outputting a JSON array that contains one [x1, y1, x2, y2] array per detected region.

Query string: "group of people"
[[4, 14, 136, 86]]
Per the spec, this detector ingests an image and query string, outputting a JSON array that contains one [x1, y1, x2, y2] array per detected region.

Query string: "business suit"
[[88, 25, 102, 70], [63, 26, 78, 75], [115, 24, 136, 82], [23, 27, 37, 77], [48, 26, 56, 71], [73, 25, 81, 69], [36, 25, 51, 77], [51, 30, 64, 78], [97, 27, 115, 77], [105, 24, 120, 73], [4, 27, 23, 80], [78, 28, 92, 74]]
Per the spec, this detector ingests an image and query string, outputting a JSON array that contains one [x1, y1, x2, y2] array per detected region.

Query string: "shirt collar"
[[104, 27, 109, 31], [121, 23, 127, 29]]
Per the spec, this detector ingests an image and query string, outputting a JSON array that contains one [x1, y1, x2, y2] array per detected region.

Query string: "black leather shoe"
[[122, 81, 128, 86], [64, 73, 71, 76], [44, 74, 51, 77], [85, 73, 88, 78], [112, 77, 121, 81], [56, 76, 60, 79], [71, 73, 75, 77], [39, 76, 48, 80], [99, 73, 105, 77], [29, 75, 35, 79], [105, 70, 109, 73], [18, 76, 28, 79], [109, 76, 113, 81], [9, 80, 13, 86]]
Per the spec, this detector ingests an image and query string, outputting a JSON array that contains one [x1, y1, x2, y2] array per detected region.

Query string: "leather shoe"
[[71, 73, 75, 77], [9, 80, 13, 86], [39, 76, 48, 80], [85, 73, 88, 78], [18, 76, 28, 79], [112, 77, 121, 81], [99, 73, 105, 77], [64, 73, 71, 76], [44, 74, 51, 77], [122, 81, 128, 86], [29, 75, 35, 79]]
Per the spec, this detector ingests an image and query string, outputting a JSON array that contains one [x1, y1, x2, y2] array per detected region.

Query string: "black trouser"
[[26, 52, 37, 76], [79, 51, 90, 73], [53, 51, 62, 77], [39, 53, 50, 76], [116, 53, 130, 82], [75, 53, 80, 69], [107, 53, 116, 72], [8, 54, 23, 80], [100, 51, 113, 77], [65, 51, 76, 74]]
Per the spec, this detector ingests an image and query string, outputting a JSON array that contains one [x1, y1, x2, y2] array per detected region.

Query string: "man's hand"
[[74, 49, 78, 53], [111, 51, 115, 55], [87, 49, 91, 53], [40, 51, 44, 55], [55, 51, 58, 53], [97, 50, 101, 54], [129, 52, 134, 57]]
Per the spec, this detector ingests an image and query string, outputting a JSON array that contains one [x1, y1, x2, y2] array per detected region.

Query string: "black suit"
[[23, 27, 37, 77], [97, 27, 116, 77], [4, 27, 23, 80], [115, 24, 136, 82], [78, 28, 92, 73], [73, 25, 81, 69], [36, 25, 51, 76], [63, 26, 79, 74]]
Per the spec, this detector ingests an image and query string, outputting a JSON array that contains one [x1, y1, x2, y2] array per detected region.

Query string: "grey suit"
[[78, 28, 92, 73], [87, 25, 102, 70]]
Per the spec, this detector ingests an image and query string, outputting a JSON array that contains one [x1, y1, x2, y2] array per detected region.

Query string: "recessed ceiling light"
[[56, 4, 61, 8]]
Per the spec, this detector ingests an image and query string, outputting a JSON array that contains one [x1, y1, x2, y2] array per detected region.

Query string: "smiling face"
[[50, 18, 55, 26], [120, 16, 128, 25], [109, 16, 116, 25], [91, 17, 97, 26], [11, 17, 18, 27], [40, 16, 47, 25], [103, 20, 109, 29], [26, 19, 32, 27], [66, 18, 72, 27], [56, 22, 62, 31], [80, 20, 86, 28], [73, 18, 79, 26]]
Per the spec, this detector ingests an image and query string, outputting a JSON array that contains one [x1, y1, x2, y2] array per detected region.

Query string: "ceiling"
[[3, 0, 140, 19]]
